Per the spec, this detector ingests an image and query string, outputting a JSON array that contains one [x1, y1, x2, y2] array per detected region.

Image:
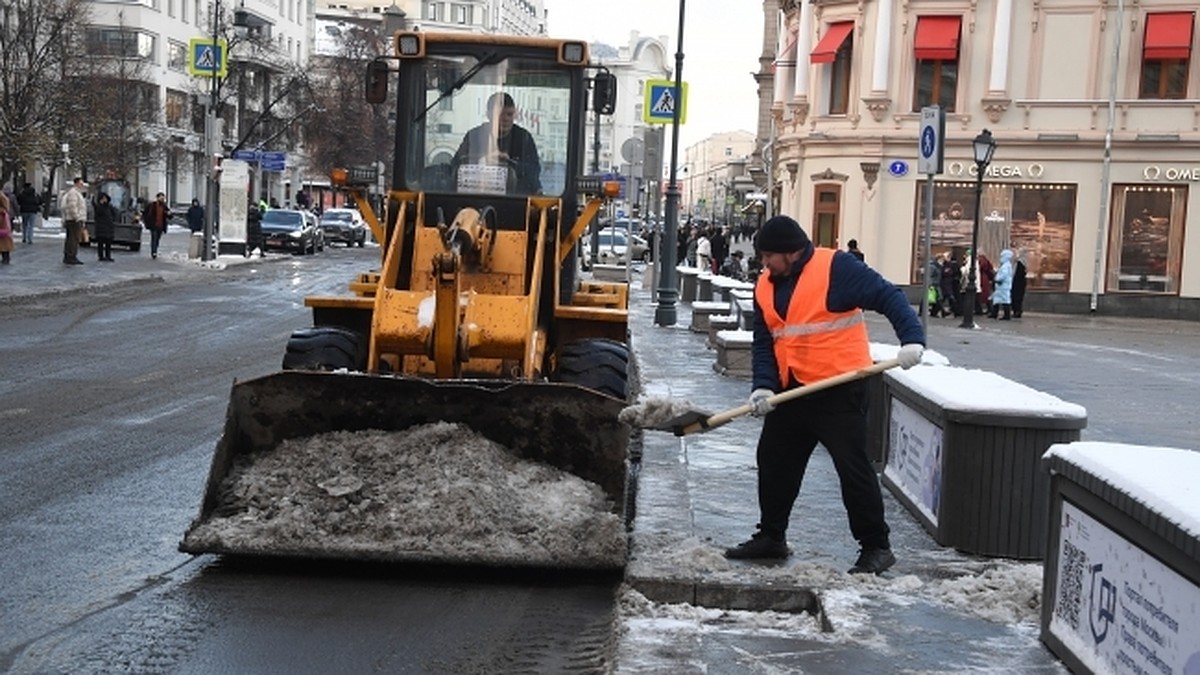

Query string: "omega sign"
[[947, 162, 1045, 178], [1143, 166, 1200, 181]]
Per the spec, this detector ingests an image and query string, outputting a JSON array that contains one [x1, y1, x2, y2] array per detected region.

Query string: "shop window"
[[912, 16, 961, 112], [812, 185, 841, 248], [811, 22, 853, 115], [168, 40, 187, 72], [1107, 185, 1186, 294], [913, 181, 1077, 291], [1140, 12, 1193, 99]]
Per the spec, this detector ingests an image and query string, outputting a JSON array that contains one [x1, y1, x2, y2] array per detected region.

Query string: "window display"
[[1108, 185, 1187, 294]]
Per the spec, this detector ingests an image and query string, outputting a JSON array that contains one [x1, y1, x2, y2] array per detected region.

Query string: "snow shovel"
[[654, 358, 901, 437]]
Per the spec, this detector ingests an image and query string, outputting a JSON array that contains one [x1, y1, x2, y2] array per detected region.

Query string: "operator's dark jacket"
[[752, 243, 925, 392], [451, 123, 542, 195]]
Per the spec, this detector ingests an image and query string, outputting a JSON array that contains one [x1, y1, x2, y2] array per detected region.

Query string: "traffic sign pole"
[[918, 105, 945, 336]]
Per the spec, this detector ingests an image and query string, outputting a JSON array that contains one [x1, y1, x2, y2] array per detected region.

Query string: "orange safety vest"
[[755, 247, 872, 386]]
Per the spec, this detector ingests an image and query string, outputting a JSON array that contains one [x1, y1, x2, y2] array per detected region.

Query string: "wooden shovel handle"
[[698, 358, 902, 431]]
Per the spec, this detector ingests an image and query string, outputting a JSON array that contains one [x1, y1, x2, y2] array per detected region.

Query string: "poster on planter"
[[884, 398, 943, 524], [1048, 500, 1200, 675]]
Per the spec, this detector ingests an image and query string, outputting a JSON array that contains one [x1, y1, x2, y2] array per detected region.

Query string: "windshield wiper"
[[416, 51, 498, 123]]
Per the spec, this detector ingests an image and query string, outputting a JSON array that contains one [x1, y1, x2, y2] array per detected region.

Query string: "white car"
[[586, 228, 650, 266]]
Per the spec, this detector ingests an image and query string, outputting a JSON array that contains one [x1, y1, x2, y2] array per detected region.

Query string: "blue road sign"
[[232, 149, 259, 162]]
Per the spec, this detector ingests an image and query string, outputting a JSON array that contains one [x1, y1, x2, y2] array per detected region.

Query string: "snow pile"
[[629, 534, 1045, 625], [184, 422, 626, 568], [619, 397, 700, 429]]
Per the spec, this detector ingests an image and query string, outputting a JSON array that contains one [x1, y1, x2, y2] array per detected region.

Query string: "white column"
[[989, 0, 1014, 92], [793, 2, 813, 97], [774, 11, 796, 104], [872, 0, 894, 92]]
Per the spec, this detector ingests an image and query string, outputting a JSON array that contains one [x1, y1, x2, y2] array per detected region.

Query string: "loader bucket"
[[180, 370, 632, 570]]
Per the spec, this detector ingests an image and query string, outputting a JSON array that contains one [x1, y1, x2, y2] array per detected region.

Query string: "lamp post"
[[959, 129, 996, 329], [201, 1, 248, 261], [653, 0, 685, 327], [201, 0, 223, 262]]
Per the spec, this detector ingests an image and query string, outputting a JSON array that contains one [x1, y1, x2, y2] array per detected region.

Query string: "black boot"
[[1001, 304, 1011, 320]]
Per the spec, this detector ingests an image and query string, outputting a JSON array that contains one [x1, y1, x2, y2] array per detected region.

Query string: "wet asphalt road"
[[0, 244, 620, 673]]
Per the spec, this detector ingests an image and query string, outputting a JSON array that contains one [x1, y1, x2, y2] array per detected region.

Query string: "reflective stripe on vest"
[[755, 247, 872, 386]]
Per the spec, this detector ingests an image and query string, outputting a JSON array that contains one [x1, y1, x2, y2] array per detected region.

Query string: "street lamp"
[[654, 0, 686, 327], [960, 129, 996, 329]]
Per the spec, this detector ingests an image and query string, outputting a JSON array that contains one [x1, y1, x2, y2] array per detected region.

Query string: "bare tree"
[[0, 0, 91, 192], [301, 20, 391, 178], [68, 12, 169, 183]]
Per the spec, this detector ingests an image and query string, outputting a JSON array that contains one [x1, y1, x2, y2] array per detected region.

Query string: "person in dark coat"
[[93, 193, 117, 262], [451, 92, 542, 195], [1011, 250, 1028, 318], [725, 215, 925, 576], [186, 199, 204, 233], [142, 192, 171, 259], [16, 183, 42, 244], [710, 225, 728, 273], [940, 253, 962, 317]]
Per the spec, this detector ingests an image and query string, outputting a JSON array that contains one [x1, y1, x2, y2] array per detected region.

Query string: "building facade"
[[770, 0, 1200, 320]]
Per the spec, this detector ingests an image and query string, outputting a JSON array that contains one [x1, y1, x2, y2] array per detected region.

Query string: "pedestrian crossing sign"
[[188, 37, 228, 78], [643, 79, 688, 125]]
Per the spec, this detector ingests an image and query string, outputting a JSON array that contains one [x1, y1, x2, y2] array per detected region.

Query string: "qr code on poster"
[[1054, 539, 1086, 629]]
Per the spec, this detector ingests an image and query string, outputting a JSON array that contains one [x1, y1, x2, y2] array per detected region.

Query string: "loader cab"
[[389, 35, 596, 228]]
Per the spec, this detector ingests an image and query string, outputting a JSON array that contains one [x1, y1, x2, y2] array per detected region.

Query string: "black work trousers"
[[755, 379, 890, 550]]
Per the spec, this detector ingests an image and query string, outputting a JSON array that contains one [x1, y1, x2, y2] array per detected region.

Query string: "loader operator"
[[451, 91, 542, 195], [724, 215, 925, 576]]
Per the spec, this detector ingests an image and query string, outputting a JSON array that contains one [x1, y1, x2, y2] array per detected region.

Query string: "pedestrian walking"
[[989, 249, 1014, 320], [1011, 251, 1028, 318], [186, 198, 204, 233], [0, 193, 15, 264], [725, 215, 925, 575], [695, 226, 712, 272], [940, 252, 962, 317], [61, 177, 87, 265], [16, 183, 42, 244], [142, 192, 171, 259], [93, 192, 117, 262]]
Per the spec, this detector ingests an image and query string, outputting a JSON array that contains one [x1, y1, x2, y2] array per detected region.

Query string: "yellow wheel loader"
[[180, 31, 637, 570]]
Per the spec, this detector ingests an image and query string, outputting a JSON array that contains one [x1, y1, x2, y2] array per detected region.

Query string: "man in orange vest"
[[724, 215, 925, 575]]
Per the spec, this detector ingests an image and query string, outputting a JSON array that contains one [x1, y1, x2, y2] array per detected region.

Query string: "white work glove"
[[897, 343, 924, 369], [748, 388, 775, 417]]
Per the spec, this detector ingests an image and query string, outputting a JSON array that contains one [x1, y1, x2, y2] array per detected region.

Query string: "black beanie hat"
[[756, 215, 810, 253]]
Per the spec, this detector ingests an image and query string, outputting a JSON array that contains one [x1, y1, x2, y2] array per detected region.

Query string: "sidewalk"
[[0, 218, 271, 304], [617, 269, 1077, 672]]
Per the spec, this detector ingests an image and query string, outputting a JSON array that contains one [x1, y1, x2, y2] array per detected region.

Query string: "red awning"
[[914, 16, 962, 61], [1144, 12, 1194, 60], [810, 22, 854, 64]]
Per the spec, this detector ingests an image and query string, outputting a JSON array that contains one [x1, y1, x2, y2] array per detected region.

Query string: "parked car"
[[260, 209, 324, 254], [319, 208, 367, 247], [586, 227, 650, 266]]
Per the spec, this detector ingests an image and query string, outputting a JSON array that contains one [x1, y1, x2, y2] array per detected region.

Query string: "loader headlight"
[[560, 41, 586, 64], [397, 32, 424, 57]]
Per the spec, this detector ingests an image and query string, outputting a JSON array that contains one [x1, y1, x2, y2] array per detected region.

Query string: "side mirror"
[[593, 72, 616, 115], [365, 60, 389, 104]]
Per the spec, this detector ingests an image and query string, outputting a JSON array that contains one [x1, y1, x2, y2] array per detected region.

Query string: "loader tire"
[[552, 338, 629, 401], [282, 326, 367, 372]]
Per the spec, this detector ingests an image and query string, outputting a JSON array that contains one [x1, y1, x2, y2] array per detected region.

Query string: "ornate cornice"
[[982, 97, 1011, 124], [787, 99, 810, 127], [862, 96, 892, 123], [810, 168, 850, 183]]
